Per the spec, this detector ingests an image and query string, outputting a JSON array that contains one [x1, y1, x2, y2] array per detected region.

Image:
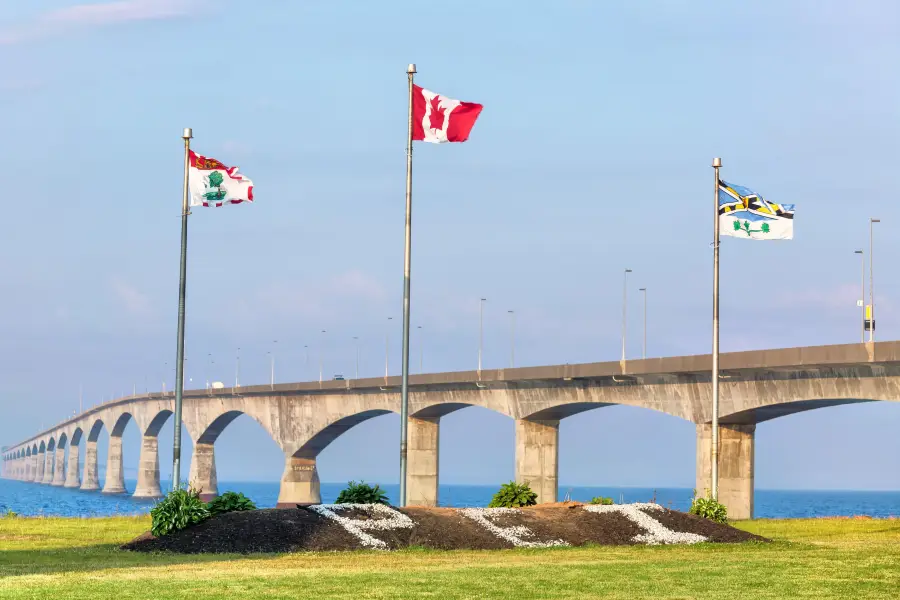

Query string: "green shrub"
[[335, 481, 389, 505], [150, 487, 211, 537], [689, 494, 728, 524], [589, 496, 614, 505], [488, 481, 537, 508], [207, 491, 256, 516]]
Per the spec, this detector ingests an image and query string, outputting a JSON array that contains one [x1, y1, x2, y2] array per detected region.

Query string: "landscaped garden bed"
[[122, 502, 766, 554]]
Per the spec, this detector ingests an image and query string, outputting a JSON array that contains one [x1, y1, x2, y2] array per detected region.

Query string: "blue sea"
[[1, 479, 899, 518]]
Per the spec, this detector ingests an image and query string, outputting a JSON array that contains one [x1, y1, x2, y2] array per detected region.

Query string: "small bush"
[[150, 487, 211, 537], [207, 491, 256, 516], [2, 509, 18, 518], [589, 496, 614, 505], [335, 481, 389, 505], [689, 495, 728, 524], [488, 481, 537, 508]]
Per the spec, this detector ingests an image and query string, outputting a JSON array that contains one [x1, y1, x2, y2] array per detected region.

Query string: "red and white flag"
[[412, 85, 483, 143]]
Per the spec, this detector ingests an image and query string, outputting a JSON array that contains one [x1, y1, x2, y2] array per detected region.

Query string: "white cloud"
[[110, 279, 153, 317], [0, 0, 202, 45]]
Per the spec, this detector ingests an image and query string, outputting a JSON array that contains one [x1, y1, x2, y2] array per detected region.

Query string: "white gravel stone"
[[583, 503, 707, 545], [308, 504, 415, 549], [458, 507, 569, 548]]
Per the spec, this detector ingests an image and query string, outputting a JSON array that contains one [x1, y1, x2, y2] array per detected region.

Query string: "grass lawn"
[[1, 516, 899, 599]]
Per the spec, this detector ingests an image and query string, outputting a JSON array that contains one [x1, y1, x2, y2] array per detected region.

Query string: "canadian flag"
[[412, 84, 483, 143]]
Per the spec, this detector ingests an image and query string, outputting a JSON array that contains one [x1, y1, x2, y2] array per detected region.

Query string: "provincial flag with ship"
[[718, 180, 794, 240], [188, 150, 254, 207]]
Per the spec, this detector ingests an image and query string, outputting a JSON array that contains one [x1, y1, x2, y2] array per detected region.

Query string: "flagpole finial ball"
[[183, 128, 193, 140], [712, 157, 722, 168], [407, 64, 416, 74]]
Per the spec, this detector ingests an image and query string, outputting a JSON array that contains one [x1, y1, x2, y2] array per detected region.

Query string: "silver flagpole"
[[711, 156, 721, 501], [399, 63, 416, 507], [172, 127, 192, 491]]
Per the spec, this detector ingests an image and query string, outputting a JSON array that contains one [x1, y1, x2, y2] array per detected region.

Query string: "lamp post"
[[417, 325, 423, 373], [855, 250, 864, 343], [869, 218, 880, 343], [478, 298, 487, 373], [639, 287, 647, 359], [508, 310, 515, 368], [385, 317, 393, 379], [621, 269, 632, 362], [235, 347, 240, 388], [206, 353, 213, 390], [353, 336, 359, 379], [319, 330, 326, 383], [270, 339, 277, 389]]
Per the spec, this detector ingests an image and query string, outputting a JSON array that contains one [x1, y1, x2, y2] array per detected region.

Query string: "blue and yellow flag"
[[718, 181, 794, 240]]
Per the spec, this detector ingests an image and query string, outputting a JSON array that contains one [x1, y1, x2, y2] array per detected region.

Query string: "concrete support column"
[[189, 443, 218, 502], [51, 447, 67, 486], [31, 455, 38, 481], [41, 450, 55, 484], [81, 441, 100, 491], [406, 416, 440, 506], [35, 452, 46, 483], [133, 436, 162, 498], [515, 419, 559, 504], [64, 444, 81, 488], [696, 423, 755, 520], [23, 458, 30, 481], [102, 436, 127, 494], [276, 455, 321, 508]]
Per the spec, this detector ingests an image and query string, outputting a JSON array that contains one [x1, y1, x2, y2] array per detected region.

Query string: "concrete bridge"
[[3, 341, 900, 519]]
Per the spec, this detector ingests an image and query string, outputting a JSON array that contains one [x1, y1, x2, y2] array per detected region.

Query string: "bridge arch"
[[70, 427, 83, 447], [87, 419, 105, 442], [38, 440, 46, 453], [110, 412, 134, 437], [293, 409, 393, 459], [57, 432, 68, 449], [722, 397, 884, 425]]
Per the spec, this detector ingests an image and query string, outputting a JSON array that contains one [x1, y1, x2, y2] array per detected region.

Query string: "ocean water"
[[1, 478, 899, 518]]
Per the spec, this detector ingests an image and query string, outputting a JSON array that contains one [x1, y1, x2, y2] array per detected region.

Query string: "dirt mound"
[[122, 504, 766, 554]]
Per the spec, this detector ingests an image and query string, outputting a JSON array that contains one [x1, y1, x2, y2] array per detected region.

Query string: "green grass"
[[1, 516, 899, 599]]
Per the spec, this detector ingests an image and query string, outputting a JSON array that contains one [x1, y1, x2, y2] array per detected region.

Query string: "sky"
[[1, 0, 899, 491]]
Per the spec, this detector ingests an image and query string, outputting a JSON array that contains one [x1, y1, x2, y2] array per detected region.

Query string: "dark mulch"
[[120, 508, 359, 554], [121, 504, 768, 554], [639, 508, 767, 543]]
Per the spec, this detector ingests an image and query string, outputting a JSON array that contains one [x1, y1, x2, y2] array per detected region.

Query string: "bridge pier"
[[35, 451, 45, 483], [696, 423, 755, 520], [407, 416, 439, 506], [64, 444, 81, 488], [102, 436, 127, 494], [134, 435, 162, 498], [189, 443, 218, 502], [81, 440, 100, 491], [276, 456, 321, 508], [30, 455, 38, 481], [515, 419, 559, 504], [51, 446, 66, 486], [41, 450, 55, 484]]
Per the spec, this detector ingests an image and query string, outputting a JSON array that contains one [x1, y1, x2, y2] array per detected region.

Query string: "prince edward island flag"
[[718, 180, 794, 240]]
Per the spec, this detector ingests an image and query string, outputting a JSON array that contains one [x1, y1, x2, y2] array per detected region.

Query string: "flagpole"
[[172, 127, 192, 491], [711, 156, 721, 501], [399, 63, 416, 508]]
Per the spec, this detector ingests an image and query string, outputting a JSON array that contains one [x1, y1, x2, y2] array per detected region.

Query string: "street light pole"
[[639, 288, 647, 359], [508, 310, 515, 368], [855, 250, 864, 343], [417, 325, 423, 373], [320, 330, 326, 383], [270, 340, 277, 389], [385, 317, 393, 379], [478, 298, 487, 373], [869, 218, 880, 343], [353, 336, 359, 379], [621, 269, 632, 362]]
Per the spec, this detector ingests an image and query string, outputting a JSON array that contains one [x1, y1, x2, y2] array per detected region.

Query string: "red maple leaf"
[[428, 95, 446, 131]]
